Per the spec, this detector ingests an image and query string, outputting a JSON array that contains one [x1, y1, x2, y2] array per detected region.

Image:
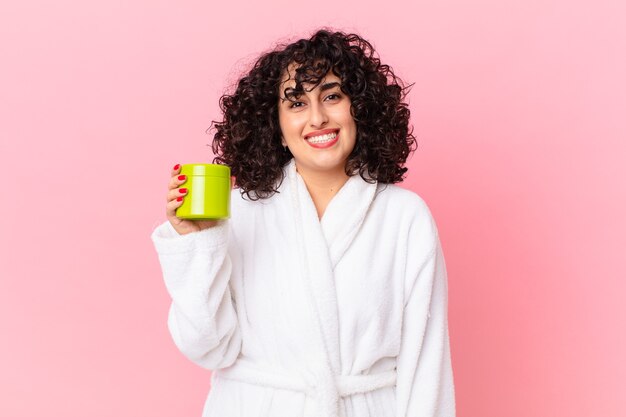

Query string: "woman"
[[151, 29, 455, 417]]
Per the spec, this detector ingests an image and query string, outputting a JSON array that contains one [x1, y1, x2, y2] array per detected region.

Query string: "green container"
[[175, 164, 231, 220]]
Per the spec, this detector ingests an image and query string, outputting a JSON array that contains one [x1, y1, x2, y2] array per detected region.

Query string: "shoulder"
[[230, 187, 277, 209], [374, 184, 434, 221], [227, 188, 279, 245], [229, 186, 284, 226], [372, 183, 440, 246], [229, 170, 289, 213]]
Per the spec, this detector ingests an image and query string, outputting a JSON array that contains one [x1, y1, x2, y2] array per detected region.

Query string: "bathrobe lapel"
[[319, 171, 378, 270], [285, 160, 377, 377]]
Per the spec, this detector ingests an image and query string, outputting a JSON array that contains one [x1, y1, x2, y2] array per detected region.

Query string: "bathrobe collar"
[[282, 159, 377, 377], [283, 159, 378, 269], [220, 160, 380, 416]]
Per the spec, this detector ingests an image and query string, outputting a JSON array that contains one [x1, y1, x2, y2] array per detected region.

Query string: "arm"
[[151, 220, 242, 370], [396, 233, 456, 417]]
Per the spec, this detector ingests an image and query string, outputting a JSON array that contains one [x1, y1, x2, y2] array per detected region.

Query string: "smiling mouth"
[[306, 131, 338, 144]]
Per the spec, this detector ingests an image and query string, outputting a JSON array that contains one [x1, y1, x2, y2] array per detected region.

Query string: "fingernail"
[[176, 197, 183, 202], [173, 164, 180, 170], [179, 188, 187, 193], [178, 175, 186, 181]]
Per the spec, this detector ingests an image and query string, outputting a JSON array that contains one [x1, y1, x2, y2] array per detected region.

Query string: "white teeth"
[[306, 132, 338, 144]]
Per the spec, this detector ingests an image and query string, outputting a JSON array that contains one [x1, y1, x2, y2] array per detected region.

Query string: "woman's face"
[[277, 65, 357, 177]]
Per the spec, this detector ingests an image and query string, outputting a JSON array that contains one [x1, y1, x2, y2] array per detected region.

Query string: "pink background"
[[1, 0, 624, 416]]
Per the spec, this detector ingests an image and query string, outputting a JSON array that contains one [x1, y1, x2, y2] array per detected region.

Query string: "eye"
[[289, 101, 304, 109], [324, 93, 341, 101]]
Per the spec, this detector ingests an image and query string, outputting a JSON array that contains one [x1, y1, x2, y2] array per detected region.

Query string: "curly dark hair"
[[210, 28, 416, 200]]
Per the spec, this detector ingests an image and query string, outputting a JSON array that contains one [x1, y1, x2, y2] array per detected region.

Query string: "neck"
[[295, 163, 350, 219]]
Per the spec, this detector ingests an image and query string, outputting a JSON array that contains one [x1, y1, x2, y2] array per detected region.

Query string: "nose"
[[308, 101, 328, 128]]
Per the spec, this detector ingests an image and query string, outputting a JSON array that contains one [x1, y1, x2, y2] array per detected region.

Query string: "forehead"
[[279, 62, 341, 88]]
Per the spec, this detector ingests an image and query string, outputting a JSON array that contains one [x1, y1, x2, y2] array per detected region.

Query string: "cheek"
[[279, 113, 305, 135], [277, 110, 287, 130], [278, 118, 294, 138], [336, 104, 356, 129], [339, 112, 357, 138]]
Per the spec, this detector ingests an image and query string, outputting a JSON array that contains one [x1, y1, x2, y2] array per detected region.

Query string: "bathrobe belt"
[[216, 361, 397, 417]]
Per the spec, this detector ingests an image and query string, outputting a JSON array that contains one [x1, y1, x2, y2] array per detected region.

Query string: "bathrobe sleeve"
[[150, 220, 242, 370], [395, 231, 456, 417]]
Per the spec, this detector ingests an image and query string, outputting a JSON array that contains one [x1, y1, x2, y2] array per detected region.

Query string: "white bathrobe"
[[151, 159, 455, 417]]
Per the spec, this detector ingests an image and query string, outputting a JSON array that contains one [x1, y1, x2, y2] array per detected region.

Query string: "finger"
[[166, 186, 188, 202], [168, 173, 187, 190], [166, 195, 185, 218]]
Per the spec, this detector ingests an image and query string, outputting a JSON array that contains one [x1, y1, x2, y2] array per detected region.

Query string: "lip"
[[304, 129, 340, 149], [304, 128, 339, 139], [306, 134, 339, 149]]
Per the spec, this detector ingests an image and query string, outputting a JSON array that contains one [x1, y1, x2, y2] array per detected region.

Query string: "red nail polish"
[[176, 197, 183, 202], [178, 175, 186, 181], [173, 164, 180, 170], [179, 188, 187, 193]]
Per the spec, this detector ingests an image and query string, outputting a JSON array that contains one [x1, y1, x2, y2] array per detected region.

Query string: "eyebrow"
[[282, 81, 342, 102], [319, 81, 341, 92]]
